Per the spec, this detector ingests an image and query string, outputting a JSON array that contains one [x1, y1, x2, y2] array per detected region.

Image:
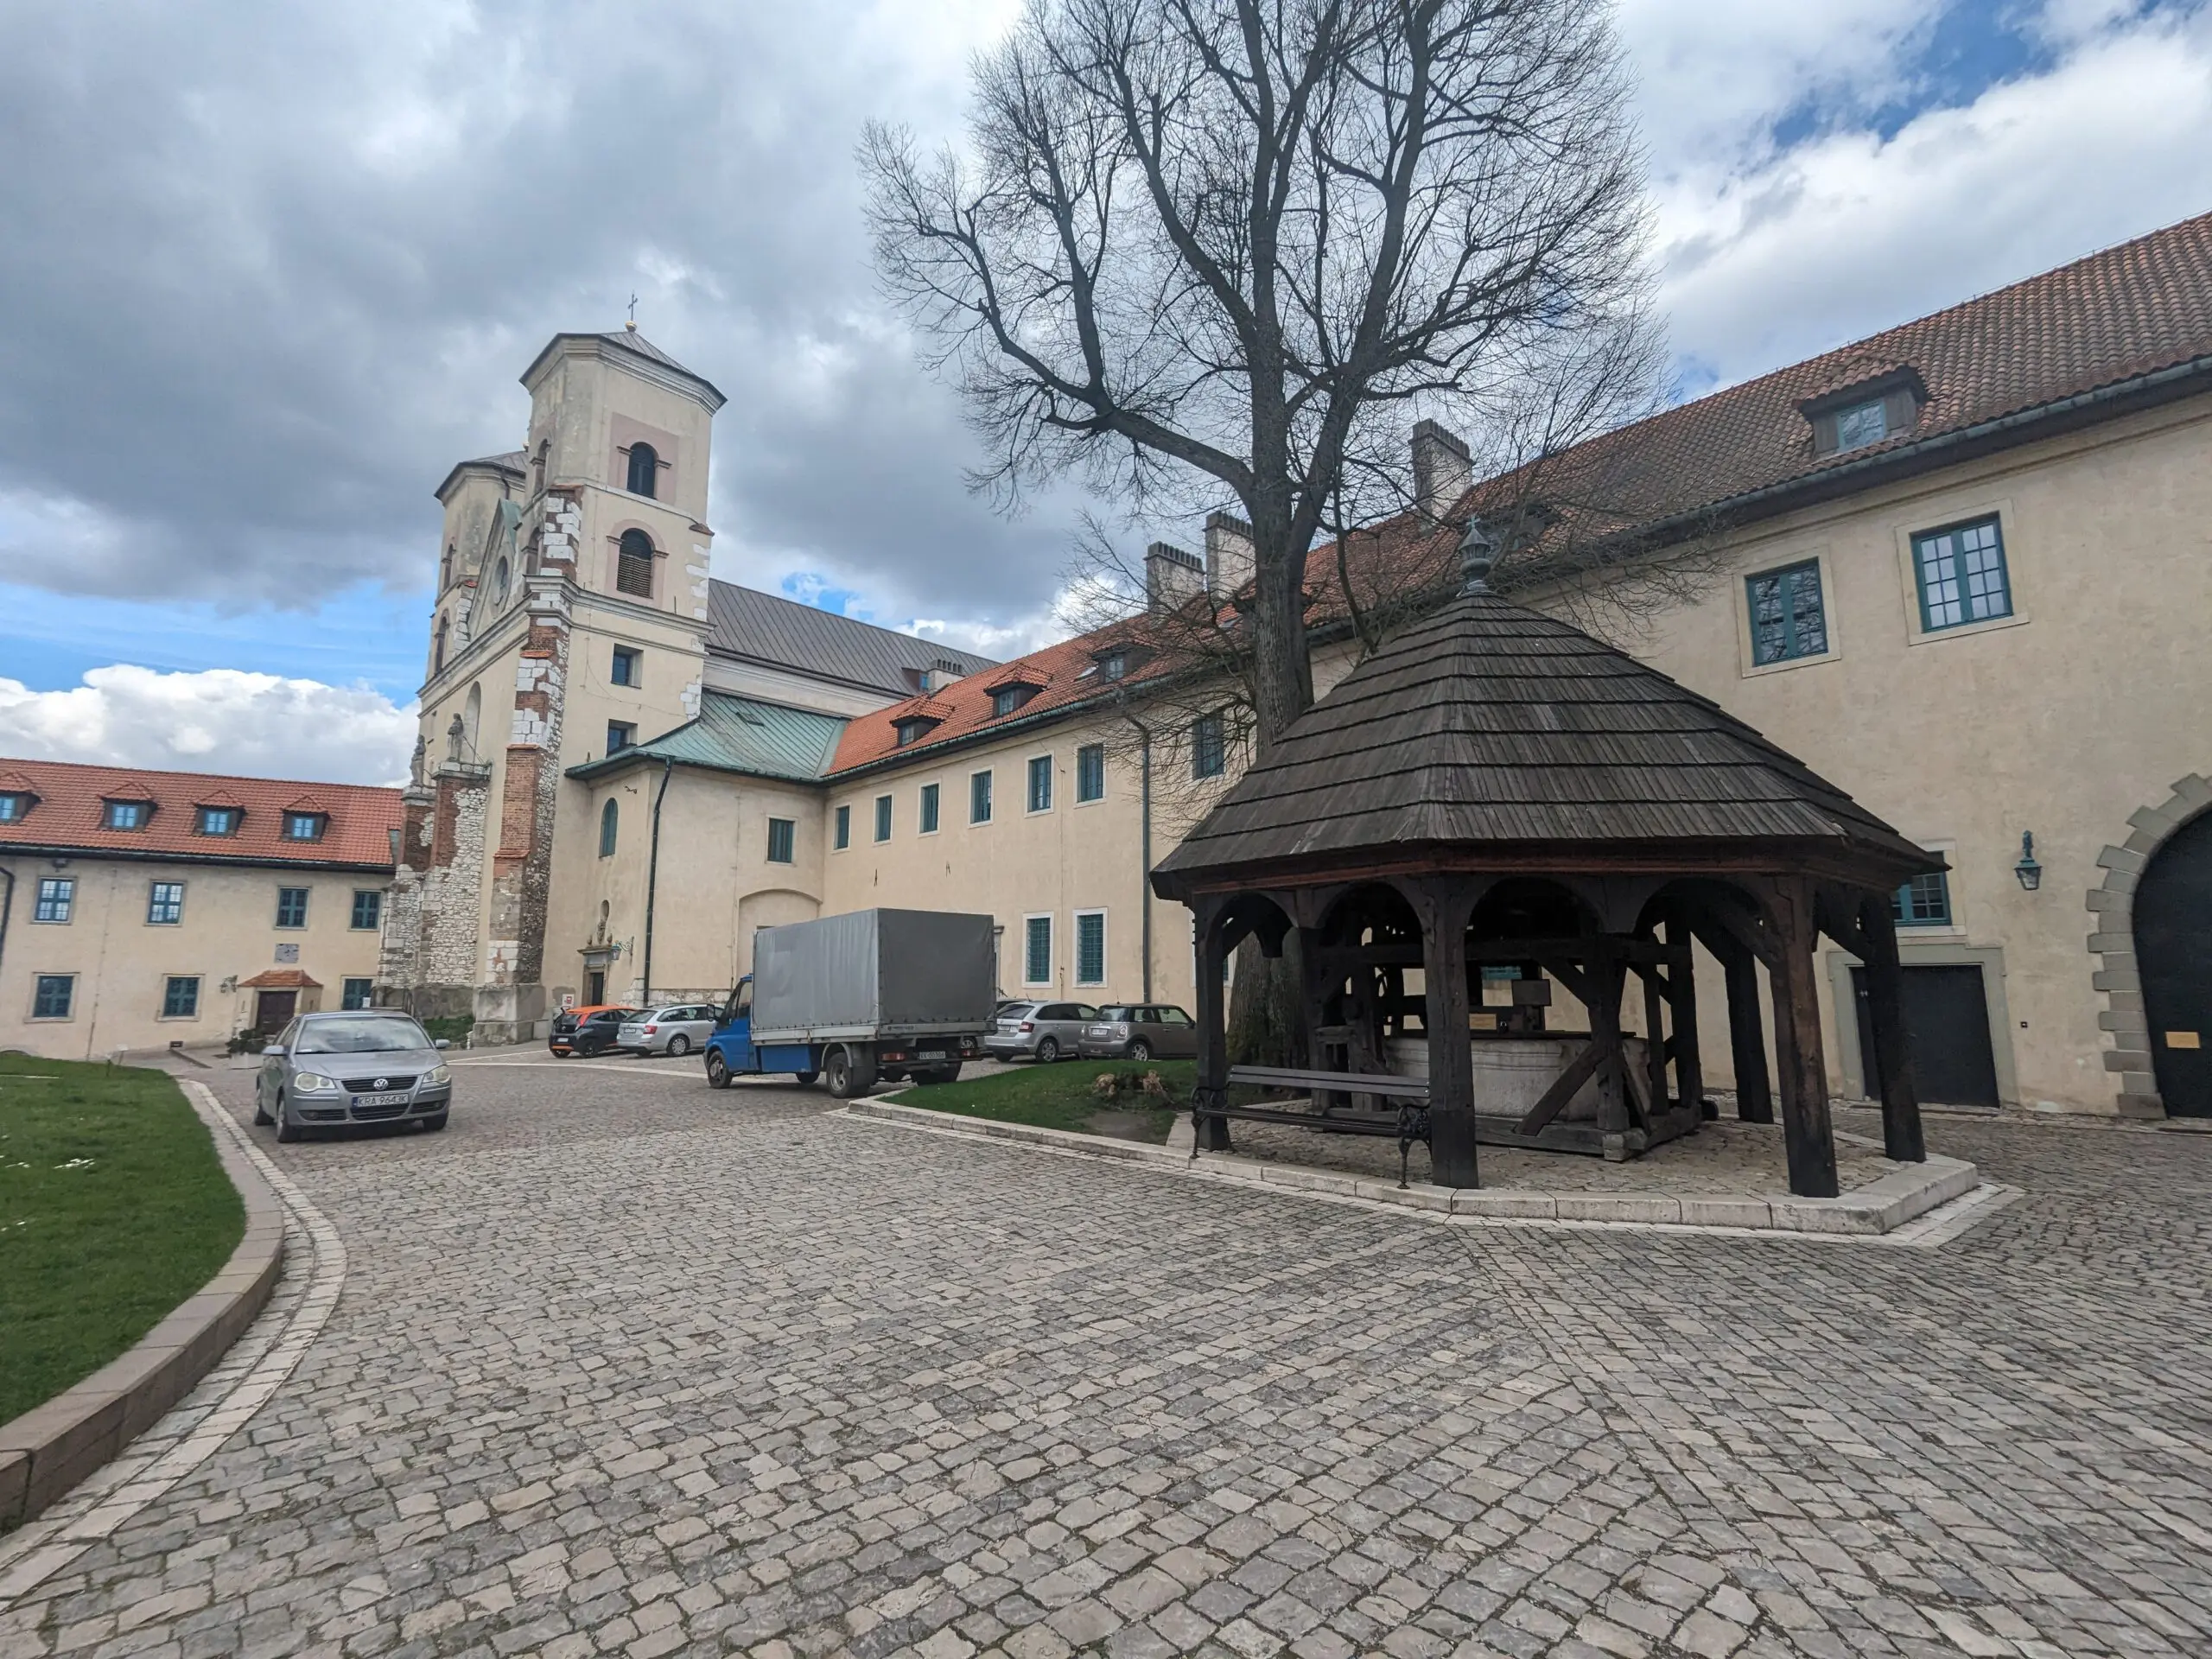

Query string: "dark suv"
[[550, 1005, 638, 1058]]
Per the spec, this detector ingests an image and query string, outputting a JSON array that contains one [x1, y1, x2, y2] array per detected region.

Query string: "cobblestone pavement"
[[3, 1058, 2209, 1659]]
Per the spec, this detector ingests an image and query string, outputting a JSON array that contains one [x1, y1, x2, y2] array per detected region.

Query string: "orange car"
[[548, 1004, 639, 1058]]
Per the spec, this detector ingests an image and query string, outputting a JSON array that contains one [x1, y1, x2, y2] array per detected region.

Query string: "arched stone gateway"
[[2091, 773, 2212, 1117]]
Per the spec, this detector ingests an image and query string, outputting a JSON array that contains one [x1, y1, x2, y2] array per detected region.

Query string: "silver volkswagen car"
[[254, 1011, 453, 1142], [616, 1002, 719, 1056]]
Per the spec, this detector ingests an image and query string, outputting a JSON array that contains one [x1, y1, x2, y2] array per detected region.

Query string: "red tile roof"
[[828, 211, 2212, 778], [0, 758, 402, 869], [239, 969, 323, 990]]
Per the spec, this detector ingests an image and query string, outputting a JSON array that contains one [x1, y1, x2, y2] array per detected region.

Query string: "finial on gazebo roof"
[[1457, 517, 1497, 594]]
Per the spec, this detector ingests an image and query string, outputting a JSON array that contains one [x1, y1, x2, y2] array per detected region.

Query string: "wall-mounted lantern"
[[2013, 830, 2043, 893]]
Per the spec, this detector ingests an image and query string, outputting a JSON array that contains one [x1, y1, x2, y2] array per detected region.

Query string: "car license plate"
[[918, 1050, 945, 1060], [353, 1091, 410, 1108]]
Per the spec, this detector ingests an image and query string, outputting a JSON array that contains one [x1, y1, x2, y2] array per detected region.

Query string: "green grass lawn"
[[888, 1058, 1194, 1143], [0, 1058, 245, 1426]]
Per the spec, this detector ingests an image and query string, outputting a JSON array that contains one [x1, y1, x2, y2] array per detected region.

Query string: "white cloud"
[[1651, 3, 2212, 390], [0, 667, 416, 787]]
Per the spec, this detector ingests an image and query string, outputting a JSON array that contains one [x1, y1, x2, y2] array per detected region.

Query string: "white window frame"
[[33, 876, 73, 925], [1074, 908, 1108, 987], [1022, 912, 1053, 987]]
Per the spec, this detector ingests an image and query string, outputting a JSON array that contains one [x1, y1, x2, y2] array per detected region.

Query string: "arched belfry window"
[[531, 440, 548, 494], [433, 613, 449, 674], [626, 442, 658, 499], [616, 530, 656, 598], [440, 543, 455, 590], [599, 798, 619, 857]]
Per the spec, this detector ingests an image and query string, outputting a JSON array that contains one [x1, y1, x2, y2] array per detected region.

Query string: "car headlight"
[[422, 1065, 451, 1087], [292, 1072, 340, 1093]]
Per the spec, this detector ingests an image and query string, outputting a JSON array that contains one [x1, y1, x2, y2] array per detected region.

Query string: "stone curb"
[[847, 1098, 1980, 1239], [0, 1096, 284, 1531]]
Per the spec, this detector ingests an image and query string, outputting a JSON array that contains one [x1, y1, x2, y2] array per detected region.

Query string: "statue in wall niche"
[[446, 713, 468, 766], [409, 734, 427, 788]]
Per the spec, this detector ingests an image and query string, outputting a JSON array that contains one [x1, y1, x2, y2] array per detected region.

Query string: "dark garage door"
[[1853, 963, 2001, 1109]]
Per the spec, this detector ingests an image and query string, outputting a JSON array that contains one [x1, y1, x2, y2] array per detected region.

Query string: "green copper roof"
[[566, 691, 847, 784]]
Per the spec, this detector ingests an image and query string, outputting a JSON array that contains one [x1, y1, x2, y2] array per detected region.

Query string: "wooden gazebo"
[[1151, 532, 1939, 1198]]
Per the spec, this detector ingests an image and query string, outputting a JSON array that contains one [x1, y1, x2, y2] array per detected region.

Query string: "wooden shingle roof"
[[1154, 588, 1936, 892]]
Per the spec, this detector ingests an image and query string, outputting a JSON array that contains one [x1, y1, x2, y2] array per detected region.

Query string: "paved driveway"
[[3, 1058, 2209, 1659]]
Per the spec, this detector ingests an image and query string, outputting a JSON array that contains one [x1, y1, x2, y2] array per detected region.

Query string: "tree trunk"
[[1227, 933, 1307, 1069]]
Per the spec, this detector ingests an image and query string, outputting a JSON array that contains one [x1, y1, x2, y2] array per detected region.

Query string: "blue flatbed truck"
[[703, 908, 997, 1098]]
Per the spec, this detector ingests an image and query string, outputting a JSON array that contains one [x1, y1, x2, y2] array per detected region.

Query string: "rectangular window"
[[970, 769, 993, 824], [1893, 872, 1954, 928], [162, 976, 200, 1019], [1024, 915, 1052, 985], [1192, 714, 1226, 779], [918, 782, 940, 835], [1075, 911, 1106, 986], [1746, 560, 1828, 666], [147, 881, 185, 925], [276, 887, 308, 929], [341, 978, 374, 1011], [1834, 397, 1889, 452], [611, 646, 640, 687], [1077, 744, 1105, 803], [351, 890, 383, 931], [283, 812, 323, 841], [991, 684, 1035, 717], [33, 877, 73, 924], [607, 721, 636, 753], [33, 975, 73, 1020], [874, 794, 893, 842], [834, 804, 851, 850], [766, 817, 796, 863], [0, 793, 23, 823], [105, 800, 146, 830], [1914, 517, 2012, 632], [1027, 754, 1052, 813], [196, 806, 238, 836]]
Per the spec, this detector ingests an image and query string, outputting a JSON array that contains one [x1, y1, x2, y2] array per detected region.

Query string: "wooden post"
[[1766, 880, 1840, 1198], [1858, 893, 1927, 1163], [1693, 912, 1775, 1125], [1639, 955, 1669, 1116], [1587, 947, 1630, 1136], [1192, 904, 1232, 1152], [1414, 878, 1479, 1188], [1664, 913, 1705, 1116]]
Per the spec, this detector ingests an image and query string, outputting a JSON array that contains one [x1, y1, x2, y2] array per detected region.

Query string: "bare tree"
[[863, 0, 1662, 760]]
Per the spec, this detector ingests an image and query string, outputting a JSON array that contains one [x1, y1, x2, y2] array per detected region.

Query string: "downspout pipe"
[[640, 757, 675, 1006], [0, 868, 13, 1006], [1116, 703, 1155, 1003]]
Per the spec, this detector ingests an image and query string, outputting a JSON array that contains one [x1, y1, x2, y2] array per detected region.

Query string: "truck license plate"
[[353, 1091, 410, 1108], [918, 1050, 945, 1060]]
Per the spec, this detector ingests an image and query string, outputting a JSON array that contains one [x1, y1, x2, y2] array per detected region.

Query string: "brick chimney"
[[1146, 542, 1204, 610], [1411, 420, 1472, 518], [1204, 512, 1254, 601]]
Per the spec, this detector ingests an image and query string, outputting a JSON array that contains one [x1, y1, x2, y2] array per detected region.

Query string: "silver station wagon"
[[617, 1003, 719, 1056], [255, 1010, 453, 1141]]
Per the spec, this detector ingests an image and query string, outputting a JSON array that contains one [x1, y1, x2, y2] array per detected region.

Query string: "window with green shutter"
[[874, 794, 893, 842], [162, 976, 200, 1018], [834, 804, 851, 849], [1076, 912, 1106, 986], [1024, 915, 1052, 984]]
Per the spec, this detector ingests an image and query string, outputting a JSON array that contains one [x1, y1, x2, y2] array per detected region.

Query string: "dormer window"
[[1098, 649, 1128, 681], [0, 792, 27, 823], [1802, 368, 1925, 459], [989, 683, 1039, 718], [894, 715, 940, 747], [104, 799, 149, 831], [626, 442, 659, 499], [196, 806, 240, 836], [283, 811, 327, 842]]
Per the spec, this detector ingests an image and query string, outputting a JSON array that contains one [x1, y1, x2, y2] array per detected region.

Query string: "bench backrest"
[[1225, 1064, 1427, 1098]]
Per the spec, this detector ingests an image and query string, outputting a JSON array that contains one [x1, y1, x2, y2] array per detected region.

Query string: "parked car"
[[618, 1003, 719, 1057], [985, 1001, 1102, 1063], [550, 1005, 638, 1058], [254, 1010, 452, 1142], [1077, 1004, 1198, 1062]]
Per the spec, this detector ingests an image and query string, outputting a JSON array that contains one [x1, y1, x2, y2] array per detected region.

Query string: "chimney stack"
[[1204, 511, 1255, 601], [1411, 420, 1472, 519], [1145, 542, 1204, 611]]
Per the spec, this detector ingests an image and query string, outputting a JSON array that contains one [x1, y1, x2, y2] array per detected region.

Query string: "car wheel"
[[824, 1047, 878, 1100], [1036, 1036, 1060, 1064], [667, 1034, 691, 1058], [706, 1051, 732, 1089], [795, 1070, 820, 1087], [253, 1098, 272, 1127], [1128, 1039, 1154, 1063], [420, 1113, 448, 1132], [274, 1099, 300, 1143]]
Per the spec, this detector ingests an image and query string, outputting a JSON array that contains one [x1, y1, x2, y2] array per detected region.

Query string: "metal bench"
[[1205, 1065, 1432, 1187]]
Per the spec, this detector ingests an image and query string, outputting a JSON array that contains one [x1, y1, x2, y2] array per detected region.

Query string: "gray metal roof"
[[704, 581, 998, 695], [565, 691, 848, 784], [1156, 588, 1936, 886]]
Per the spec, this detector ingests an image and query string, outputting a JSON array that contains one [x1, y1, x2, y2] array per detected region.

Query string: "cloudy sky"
[[2, 0, 2207, 785]]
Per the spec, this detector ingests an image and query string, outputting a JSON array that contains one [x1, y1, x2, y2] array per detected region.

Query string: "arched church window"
[[626, 442, 658, 499], [599, 798, 619, 858], [462, 683, 482, 758], [433, 614, 449, 674], [490, 556, 510, 607], [616, 530, 656, 598], [531, 440, 548, 494], [440, 543, 455, 590]]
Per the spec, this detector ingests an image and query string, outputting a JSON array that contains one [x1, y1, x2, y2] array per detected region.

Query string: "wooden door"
[[1853, 964, 1999, 1109], [2138, 811, 2212, 1116], [253, 990, 297, 1033]]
